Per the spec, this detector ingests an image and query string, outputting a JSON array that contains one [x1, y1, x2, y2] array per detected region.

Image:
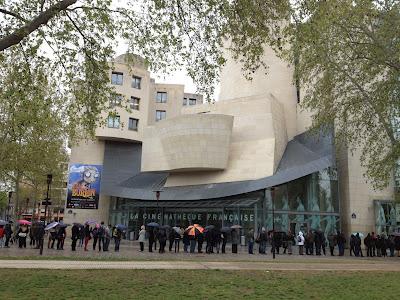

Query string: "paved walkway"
[[1, 259, 400, 271]]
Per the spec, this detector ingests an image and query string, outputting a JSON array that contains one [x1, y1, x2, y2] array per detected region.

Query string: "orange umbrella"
[[185, 224, 204, 236]]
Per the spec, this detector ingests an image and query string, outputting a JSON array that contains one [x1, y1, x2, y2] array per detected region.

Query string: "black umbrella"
[[220, 227, 231, 232], [146, 222, 160, 227], [205, 225, 215, 230]]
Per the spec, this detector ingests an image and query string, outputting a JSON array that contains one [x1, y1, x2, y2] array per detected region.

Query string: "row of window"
[[107, 110, 166, 130], [111, 72, 142, 89], [110, 95, 140, 110], [183, 97, 197, 106], [107, 116, 139, 131]]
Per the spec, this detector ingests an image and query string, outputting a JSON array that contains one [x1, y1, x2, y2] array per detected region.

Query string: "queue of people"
[[1, 220, 400, 258]]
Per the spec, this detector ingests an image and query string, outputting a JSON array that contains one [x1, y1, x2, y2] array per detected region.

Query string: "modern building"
[[64, 51, 398, 239]]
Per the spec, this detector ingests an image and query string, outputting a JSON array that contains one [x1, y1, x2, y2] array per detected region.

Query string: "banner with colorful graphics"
[[66, 164, 102, 209]]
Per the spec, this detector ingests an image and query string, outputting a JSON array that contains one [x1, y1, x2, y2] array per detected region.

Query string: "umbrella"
[[58, 223, 70, 228], [85, 219, 97, 225], [45, 222, 59, 231], [146, 222, 160, 227], [73, 222, 83, 227], [172, 226, 181, 233], [116, 224, 127, 230], [160, 225, 171, 229], [352, 232, 364, 238], [231, 225, 242, 229], [220, 227, 231, 232], [205, 225, 215, 230], [0, 220, 8, 226], [17, 220, 32, 226], [185, 224, 204, 237]]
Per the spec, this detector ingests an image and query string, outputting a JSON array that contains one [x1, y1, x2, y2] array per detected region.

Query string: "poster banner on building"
[[66, 164, 102, 209]]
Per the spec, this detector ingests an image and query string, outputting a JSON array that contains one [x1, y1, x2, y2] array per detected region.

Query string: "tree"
[[0, 56, 68, 217], [1, 0, 398, 189]]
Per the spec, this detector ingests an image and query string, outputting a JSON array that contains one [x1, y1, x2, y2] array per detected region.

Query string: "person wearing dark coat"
[[376, 235, 383, 257], [314, 230, 323, 256], [168, 229, 175, 252], [35, 223, 45, 255], [213, 229, 222, 254], [183, 230, 190, 252], [394, 235, 400, 257], [380, 234, 387, 257], [71, 224, 80, 251], [17, 226, 29, 248], [337, 231, 346, 256], [114, 228, 122, 252], [4, 224, 13, 248], [158, 228, 167, 253], [205, 229, 213, 254], [364, 233, 372, 257], [197, 232, 204, 253], [349, 234, 356, 256], [371, 232, 377, 256], [148, 229, 155, 252], [388, 235, 395, 257], [56, 226, 66, 250], [221, 231, 227, 254], [231, 229, 239, 254], [174, 228, 181, 253], [355, 233, 363, 257]]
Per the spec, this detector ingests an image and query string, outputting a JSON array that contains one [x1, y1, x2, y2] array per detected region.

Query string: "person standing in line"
[[259, 227, 268, 254], [247, 228, 255, 254], [138, 225, 146, 252], [189, 231, 196, 253], [297, 231, 305, 255], [327, 232, 337, 256], [91, 226, 98, 250], [97, 222, 105, 252], [71, 223, 79, 251], [83, 224, 91, 251], [0, 225, 5, 248], [114, 228, 122, 252], [17, 225, 29, 248], [221, 231, 227, 254], [380, 233, 387, 257], [103, 224, 111, 251], [56, 226, 66, 250], [183, 230, 190, 253], [364, 233, 372, 257], [213, 228, 221, 254], [168, 229, 175, 252], [4, 223, 13, 248], [197, 232, 204, 253], [48, 227, 56, 249], [349, 234, 356, 256], [174, 227, 181, 253], [355, 233, 363, 257], [286, 230, 294, 255], [231, 228, 239, 254], [337, 231, 346, 256], [148, 228, 155, 252], [78, 226, 84, 247], [371, 232, 377, 257], [158, 228, 167, 253]]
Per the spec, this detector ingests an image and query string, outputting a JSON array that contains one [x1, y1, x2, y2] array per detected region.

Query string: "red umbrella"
[[17, 219, 32, 226], [185, 224, 204, 236]]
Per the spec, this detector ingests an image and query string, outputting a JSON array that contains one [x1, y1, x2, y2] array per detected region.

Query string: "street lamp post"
[[271, 187, 276, 259], [43, 174, 52, 225], [154, 190, 163, 224]]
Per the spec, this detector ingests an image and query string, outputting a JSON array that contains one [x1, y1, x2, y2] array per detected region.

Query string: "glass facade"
[[109, 168, 340, 239]]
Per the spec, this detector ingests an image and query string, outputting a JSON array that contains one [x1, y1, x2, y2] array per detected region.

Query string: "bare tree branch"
[[0, 8, 26, 22]]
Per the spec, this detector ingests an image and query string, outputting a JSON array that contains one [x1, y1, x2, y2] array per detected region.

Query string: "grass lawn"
[[0, 269, 398, 299]]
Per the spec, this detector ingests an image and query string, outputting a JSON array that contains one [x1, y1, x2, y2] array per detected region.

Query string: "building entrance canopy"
[[101, 129, 334, 201]]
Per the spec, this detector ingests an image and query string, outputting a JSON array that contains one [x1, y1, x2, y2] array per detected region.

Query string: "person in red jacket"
[[0, 225, 5, 248]]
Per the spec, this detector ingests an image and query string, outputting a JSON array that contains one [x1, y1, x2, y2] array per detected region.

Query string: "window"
[[156, 110, 166, 121], [189, 98, 197, 105], [130, 97, 140, 110], [183, 97, 188, 106], [107, 115, 120, 128], [132, 76, 142, 89], [110, 95, 123, 107], [128, 118, 139, 131], [156, 92, 167, 103], [111, 72, 123, 85]]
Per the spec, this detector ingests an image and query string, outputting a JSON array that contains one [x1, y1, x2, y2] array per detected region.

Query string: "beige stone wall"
[[219, 46, 298, 140], [338, 146, 394, 236], [64, 140, 110, 225], [153, 94, 288, 186], [147, 83, 185, 125], [142, 114, 234, 172]]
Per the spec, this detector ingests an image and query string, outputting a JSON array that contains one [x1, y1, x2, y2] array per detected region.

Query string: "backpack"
[[97, 226, 105, 237]]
